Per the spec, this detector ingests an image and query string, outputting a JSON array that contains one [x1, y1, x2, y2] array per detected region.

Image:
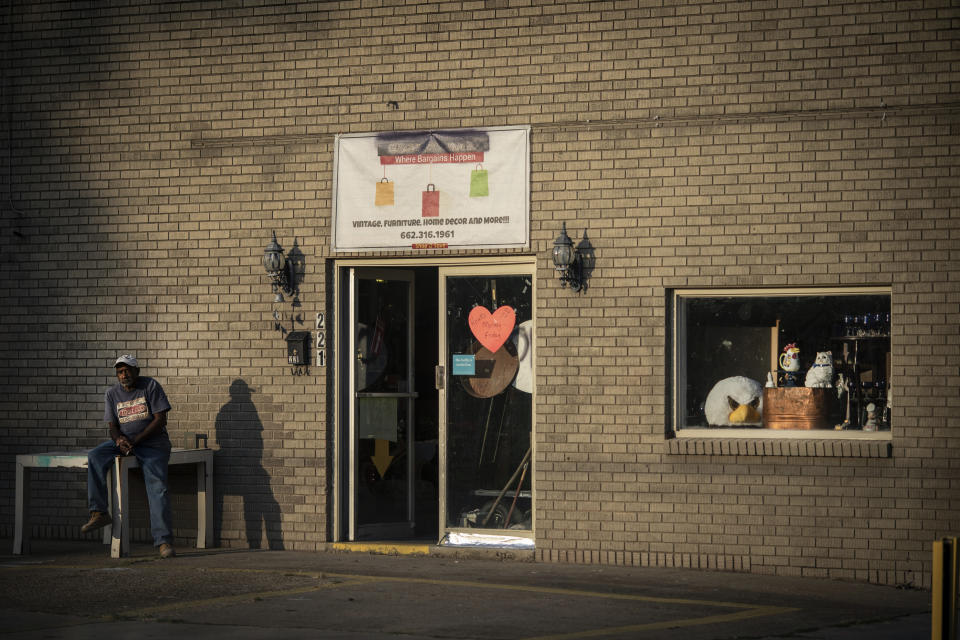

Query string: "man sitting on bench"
[[82, 354, 175, 559]]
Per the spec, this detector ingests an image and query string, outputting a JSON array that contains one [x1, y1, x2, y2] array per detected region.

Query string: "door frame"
[[332, 256, 535, 543]]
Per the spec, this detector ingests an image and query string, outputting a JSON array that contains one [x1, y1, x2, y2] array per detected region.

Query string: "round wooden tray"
[[461, 341, 519, 399]]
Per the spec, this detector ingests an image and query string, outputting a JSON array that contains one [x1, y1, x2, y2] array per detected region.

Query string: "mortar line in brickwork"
[[189, 103, 960, 149]]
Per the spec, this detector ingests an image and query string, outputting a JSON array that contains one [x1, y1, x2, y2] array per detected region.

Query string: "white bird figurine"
[[704, 376, 764, 426]]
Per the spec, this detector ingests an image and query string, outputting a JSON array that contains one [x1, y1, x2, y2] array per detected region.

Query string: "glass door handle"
[[435, 365, 445, 390]]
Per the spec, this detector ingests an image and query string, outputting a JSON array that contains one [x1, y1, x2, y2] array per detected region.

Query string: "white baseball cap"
[[114, 354, 139, 368]]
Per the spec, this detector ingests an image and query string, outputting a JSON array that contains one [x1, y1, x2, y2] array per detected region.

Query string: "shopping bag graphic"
[[469, 164, 489, 197], [374, 178, 394, 207], [422, 184, 439, 217]]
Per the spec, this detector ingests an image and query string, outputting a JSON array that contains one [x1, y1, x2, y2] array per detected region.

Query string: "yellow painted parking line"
[[116, 577, 375, 619], [6, 562, 799, 638], [523, 606, 798, 640], [201, 568, 800, 639], [319, 571, 781, 610], [176, 567, 797, 611]]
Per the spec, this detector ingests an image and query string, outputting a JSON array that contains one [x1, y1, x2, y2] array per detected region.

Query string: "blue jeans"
[[87, 439, 173, 547]]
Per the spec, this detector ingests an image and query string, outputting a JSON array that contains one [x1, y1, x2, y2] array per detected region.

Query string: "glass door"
[[438, 266, 534, 541], [348, 268, 417, 540]]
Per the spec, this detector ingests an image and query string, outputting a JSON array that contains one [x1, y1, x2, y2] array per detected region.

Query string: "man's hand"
[[115, 436, 133, 455]]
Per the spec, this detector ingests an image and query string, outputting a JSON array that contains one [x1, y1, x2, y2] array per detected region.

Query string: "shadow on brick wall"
[[576, 230, 595, 292], [214, 379, 283, 550]]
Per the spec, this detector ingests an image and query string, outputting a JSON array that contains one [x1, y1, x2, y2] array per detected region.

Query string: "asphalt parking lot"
[[0, 540, 933, 639]]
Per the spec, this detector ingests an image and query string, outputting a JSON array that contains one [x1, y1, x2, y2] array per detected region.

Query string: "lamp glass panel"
[[264, 250, 285, 273], [552, 244, 573, 268]]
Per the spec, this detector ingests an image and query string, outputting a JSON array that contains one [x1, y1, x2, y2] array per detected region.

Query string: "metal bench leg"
[[13, 460, 28, 555], [103, 466, 114, 545], [196, 455, 215, 550], [110, 456, 131, 558], [205, 455, 214, 548]]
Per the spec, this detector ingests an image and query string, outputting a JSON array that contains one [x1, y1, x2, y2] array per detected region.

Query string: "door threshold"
[[329, 539, 537, 562], [331, 541, 433, 556]]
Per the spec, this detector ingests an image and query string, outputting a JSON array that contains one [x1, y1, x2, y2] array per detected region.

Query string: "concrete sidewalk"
[[0, 540, 932, 639]]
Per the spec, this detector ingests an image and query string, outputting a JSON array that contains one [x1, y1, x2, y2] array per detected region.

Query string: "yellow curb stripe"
[[331, 542, 432, 555]]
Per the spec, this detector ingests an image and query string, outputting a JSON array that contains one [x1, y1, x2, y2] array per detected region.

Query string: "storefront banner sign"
[[333, 126, 530, 251]]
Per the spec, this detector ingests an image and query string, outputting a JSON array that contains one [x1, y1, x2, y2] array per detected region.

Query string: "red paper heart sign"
[[468, 305, 516, 353]]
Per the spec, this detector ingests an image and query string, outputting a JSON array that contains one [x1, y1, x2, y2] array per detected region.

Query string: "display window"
[[671, 288, 891, 438]]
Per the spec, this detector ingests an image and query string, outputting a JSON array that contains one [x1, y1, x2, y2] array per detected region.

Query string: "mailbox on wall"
[[287, 331, 311, 365]]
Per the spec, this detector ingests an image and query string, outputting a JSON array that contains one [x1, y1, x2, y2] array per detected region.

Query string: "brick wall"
[[1, 0, 957, 586]]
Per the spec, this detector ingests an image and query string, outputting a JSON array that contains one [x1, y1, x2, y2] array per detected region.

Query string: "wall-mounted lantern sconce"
[[263, 231, 294, 302], [552, 222, 583, 292]]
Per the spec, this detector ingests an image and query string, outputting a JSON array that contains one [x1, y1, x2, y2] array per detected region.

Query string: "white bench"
[[13, 448, 214, 558]]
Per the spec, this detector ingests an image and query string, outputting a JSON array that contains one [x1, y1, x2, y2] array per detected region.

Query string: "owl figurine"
[[804, 351, 834, 388]]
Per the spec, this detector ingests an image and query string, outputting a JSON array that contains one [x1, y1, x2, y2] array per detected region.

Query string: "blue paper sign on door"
[[451, 354, 476, 376]]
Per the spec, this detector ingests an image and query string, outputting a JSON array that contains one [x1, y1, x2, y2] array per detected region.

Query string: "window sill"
[[668, 429, 892, 457]]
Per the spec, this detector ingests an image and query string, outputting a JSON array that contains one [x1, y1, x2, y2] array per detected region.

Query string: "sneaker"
[[80, 511, 112, 534], [159, 543, 176, 559]]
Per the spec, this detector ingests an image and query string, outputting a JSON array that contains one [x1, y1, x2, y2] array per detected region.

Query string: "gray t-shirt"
[[103, 376, 172, 443]]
